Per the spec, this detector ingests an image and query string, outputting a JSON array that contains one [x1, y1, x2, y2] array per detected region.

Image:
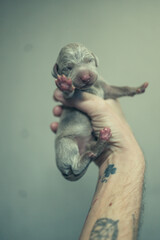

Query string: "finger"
[[50, 122, 59, 133], [53, 88, 64, 102], [53, 105, 63, 117], [53, 88, 62, 101]]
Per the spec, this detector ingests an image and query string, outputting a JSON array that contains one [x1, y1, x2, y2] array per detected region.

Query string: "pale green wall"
[[0, 0, 160, 239]]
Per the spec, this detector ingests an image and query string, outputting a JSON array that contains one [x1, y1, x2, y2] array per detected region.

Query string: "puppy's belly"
[[56, 108, 92, 137]]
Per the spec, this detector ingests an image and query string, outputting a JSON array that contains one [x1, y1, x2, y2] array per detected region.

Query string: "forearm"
[[79, 150, 145, 240]]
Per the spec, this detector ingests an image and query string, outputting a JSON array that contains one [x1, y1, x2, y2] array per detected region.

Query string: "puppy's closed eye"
[[67, 66, 73, 70], [88, 58, 94, 63], [62, 67, 72, 74], [83, 57, 94, 64]]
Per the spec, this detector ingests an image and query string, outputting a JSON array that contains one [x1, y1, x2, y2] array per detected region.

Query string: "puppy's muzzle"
[[74, 70, 97, 89]]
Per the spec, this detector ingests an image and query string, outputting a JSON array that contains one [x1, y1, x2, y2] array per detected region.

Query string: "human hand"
[[51, 89, 144, 170]]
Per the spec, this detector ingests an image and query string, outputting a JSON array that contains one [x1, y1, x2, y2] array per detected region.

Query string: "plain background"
[[0, 0, 160, 239]]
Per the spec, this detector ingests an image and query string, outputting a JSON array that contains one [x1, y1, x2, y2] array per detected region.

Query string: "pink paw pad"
[[55, 75, 75, 92], [99, 127, 112, 141], [136, 82, 149, 93]]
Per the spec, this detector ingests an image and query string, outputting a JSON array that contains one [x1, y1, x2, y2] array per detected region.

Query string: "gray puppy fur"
[[52, 43, 148, 181]]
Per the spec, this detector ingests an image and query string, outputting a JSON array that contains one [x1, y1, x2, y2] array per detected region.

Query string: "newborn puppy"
[[52, 43, 148, 181]]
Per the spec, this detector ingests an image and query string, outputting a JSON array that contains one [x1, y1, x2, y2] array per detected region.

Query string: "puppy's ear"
[[91, 53, 99, 67], [52, 63, 59, 78]]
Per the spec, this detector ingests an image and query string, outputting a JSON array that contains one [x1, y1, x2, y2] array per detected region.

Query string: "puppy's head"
[[52, 43, 99, 89]]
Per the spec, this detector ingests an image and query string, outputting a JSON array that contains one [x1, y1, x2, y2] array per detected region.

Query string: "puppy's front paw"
[[55, 75, 75, 93], [136, 82, 149, 94]]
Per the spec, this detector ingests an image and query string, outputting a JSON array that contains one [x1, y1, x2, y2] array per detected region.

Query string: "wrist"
[[97, 147, 145, 203], [99, 139, 145, 175]]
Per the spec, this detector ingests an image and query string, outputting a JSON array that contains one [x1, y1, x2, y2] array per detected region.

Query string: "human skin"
[[51, 89, 145, 240]]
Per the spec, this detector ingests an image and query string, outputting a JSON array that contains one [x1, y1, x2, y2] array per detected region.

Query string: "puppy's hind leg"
[[71, 128, 112, 177], [55, 137, 92, 181], [89, 127, 112, 159]]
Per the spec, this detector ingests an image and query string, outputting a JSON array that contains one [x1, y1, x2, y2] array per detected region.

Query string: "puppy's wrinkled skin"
[[52, 43, 148, 181]]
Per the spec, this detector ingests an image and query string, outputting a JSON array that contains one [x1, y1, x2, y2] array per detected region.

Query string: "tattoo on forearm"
[[100, 164, 117, 183], [89, 218, 119, 240]]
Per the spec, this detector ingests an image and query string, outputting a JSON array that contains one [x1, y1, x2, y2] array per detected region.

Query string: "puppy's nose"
[[80, 73, 90, 82]]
